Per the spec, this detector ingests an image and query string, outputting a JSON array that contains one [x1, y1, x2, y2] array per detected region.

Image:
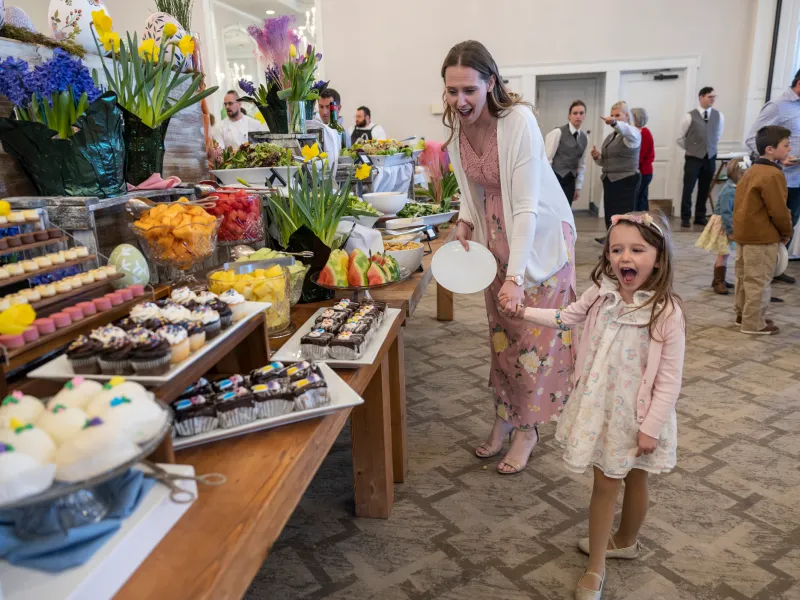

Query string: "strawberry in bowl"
[[207, 191, 264, 242]]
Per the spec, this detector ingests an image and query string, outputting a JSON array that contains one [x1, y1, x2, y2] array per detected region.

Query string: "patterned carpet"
[[246, 217, 800, 600]]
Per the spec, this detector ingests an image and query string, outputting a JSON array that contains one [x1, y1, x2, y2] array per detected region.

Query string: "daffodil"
[[91, 10, 112, 36], [0, 200, 10, 216], [355, 163, 372, 180], [163, 23, 178, 39], [319, 152, 328, 159], [448, 163, 454, 173], [100, 30, 120, 53], [289, 44, 297, 58], [301, 142, 321, 162], [178, 34, 195, 57], [139, 39, 160, 61], [0, 304, 35, 335]]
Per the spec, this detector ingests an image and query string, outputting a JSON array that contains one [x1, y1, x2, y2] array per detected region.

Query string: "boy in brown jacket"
[[733, 125, 794, 335]]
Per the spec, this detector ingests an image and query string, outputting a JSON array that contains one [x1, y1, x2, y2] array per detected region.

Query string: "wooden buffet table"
[[117, 239, 456, 600]]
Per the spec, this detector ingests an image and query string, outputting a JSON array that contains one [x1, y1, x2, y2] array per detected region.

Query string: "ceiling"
[[219, 0, 315, 20]]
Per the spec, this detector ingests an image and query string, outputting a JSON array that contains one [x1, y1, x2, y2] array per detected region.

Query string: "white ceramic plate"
[[271, 307, 402, 368], [171, 364, 363, 450], [367, 154, 413, 167], [776, 243, 789, 276], [384, 211, 458, 229], [29, 302, 272, 385], [431, 241, 497, 294]]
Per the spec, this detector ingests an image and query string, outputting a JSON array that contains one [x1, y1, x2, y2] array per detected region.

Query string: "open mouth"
[[620, 267, 637, 284], [458, 107, 473, 118]]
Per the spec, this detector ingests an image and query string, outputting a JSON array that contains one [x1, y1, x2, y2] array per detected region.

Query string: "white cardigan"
[[449, 104, 576, 289]]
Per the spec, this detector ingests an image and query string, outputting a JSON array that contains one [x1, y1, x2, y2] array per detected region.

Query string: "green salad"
[[221, 142, 298, 169], [396, 203, 445, 218], [346, 195, 383, 217], [342, 139, 413, 160]]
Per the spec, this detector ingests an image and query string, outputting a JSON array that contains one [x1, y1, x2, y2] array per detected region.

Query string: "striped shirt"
[[746, 87, 800, 187]]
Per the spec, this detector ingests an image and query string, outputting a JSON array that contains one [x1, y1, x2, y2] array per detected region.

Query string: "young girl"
[[696, 157, 751, 294], [504, 211, 685, 600]]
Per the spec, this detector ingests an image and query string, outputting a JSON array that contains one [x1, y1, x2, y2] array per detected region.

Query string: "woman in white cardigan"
[[444, 41, 576, 474]]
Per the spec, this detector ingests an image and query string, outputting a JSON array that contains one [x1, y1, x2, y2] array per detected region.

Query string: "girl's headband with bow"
[[610, 213, 664, 237]]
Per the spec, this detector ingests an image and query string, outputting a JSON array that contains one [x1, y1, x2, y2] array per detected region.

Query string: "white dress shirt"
[[213, 115, 268, 150], [544, 123, 588, 190], [676, 106, 725, 150]]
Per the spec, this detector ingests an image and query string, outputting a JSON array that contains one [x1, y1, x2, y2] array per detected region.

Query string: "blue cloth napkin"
[[0, 469, 156, 572]]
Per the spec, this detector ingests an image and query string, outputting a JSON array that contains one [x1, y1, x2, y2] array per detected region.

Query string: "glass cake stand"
[[310, 267, 413, 301], [0, 405, 173, 540]]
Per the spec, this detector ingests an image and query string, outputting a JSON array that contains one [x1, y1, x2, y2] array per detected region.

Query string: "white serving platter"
[[0, 463, 196, 600], [29, 302, 271, 385], [271, 307, 402, 368], [384, 210, 458, 229], [171, 363, 363, 450], [366, 154, 413, 167]]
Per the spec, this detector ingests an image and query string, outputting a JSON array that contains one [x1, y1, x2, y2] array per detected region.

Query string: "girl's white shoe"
[[577, 536, 640, 559], [574, 570, 605, 600]]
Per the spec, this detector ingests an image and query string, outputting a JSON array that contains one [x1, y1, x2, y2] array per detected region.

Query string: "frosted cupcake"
[[193, 291, 218, 306], [66, 335, 102, 374], [49, 376, 104, 410], [130, 301, 163, 330], [90, 326, 132, 375], [128, 327, 171, 375], [0, 419, 57, 463], [180, 321, 206, 352], [191, 306, 221, 340], [0, 391, 44, 426], [0, 443, 56, 504], [54, 417, 139, 482], [161, 303, 192, 324], [219, 289, 247, 321], [156, 325, 190, 364], [96, 396, 167, 444], [170, 286, 197, 307], [36, 404, 87, 445]]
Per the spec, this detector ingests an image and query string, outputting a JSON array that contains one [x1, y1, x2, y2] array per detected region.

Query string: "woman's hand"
[[636, 432, 659, 457], [455, 220, 472, 251], [601, 115, 617, 127], [498, 280, 525, 317], [590, 145, 601, 161]]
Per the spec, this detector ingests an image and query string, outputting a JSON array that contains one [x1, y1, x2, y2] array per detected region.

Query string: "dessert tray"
[[171, 363, 363, 450], [271, 306, 402, 368], [29, 302, 271, 385]]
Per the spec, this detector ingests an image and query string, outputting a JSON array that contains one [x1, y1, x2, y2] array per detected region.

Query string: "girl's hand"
[[498, 280, 525, 317], [590, 145, 601, 161], [636, 432, 659, 457], [456, 220, 472, 251]]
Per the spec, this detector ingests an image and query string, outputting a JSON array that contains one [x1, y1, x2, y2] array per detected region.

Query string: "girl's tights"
[[582, 467, 649, 592], [714, 253, 729, 268]]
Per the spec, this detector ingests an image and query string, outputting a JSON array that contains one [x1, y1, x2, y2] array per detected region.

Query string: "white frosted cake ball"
[[86, 378, 151, 418], [0, 419, 57, 464], [99, 396, 167, 444], [0, 443, 57, 505], [48, 377, 105, 411], [55, 417, 139, 482], [0, 390, 44, 426], [36, 404, 88, 445]]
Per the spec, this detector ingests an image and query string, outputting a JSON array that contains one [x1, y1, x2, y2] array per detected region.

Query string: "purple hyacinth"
[[0, 56, 33, 107], [238, 78, 256, 96], [248, 15, 297, 68], [312, 80, 328, 92], [30, 49, 101, 103]]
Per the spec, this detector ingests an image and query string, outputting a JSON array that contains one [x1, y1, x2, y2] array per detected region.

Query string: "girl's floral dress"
[[460, 126, 576, 430], [555, 278, 678, 478]]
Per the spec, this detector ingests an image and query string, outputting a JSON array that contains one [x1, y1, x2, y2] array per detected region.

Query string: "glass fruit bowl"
[[207, 265, 290, 333], [205, 191, 264, 243], [131, 217, 222, 271]]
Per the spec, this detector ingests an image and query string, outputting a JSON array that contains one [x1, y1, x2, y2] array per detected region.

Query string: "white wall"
[[319, 0, 756, 143]]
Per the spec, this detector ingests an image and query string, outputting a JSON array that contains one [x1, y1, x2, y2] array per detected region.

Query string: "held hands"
[[456, 220, 472, 251], [601, 115, 618, 127], [636, 431, 659, 457], [498, 280, 525, 318], [590, 145, 601, 161]]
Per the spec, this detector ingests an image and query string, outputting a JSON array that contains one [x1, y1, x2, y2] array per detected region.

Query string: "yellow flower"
[[301, 142, 320, 162], [496, 404, 509, 420], [492, 331, 509, 353], [561, 329, 573, 347], [139, 39, 160, 61], [289, 44, 297, 58], [320, 152, 328, 159], [355, 164, 372, 180], [0, 304, 35, 335], [0, 201, 10, 216], [448, 163, 454, 173], [163, 23, 178, 39], [519, 353, 539, 374], [100, 30, 120, 53], [91, 10, 112, 36], [178, 35, 195, 57]]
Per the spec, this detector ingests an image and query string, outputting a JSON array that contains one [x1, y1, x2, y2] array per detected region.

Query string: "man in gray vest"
[[677, 86, 725, 227], [545, 100, 588, 206]]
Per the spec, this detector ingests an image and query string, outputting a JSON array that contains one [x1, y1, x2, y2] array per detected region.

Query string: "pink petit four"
[[0, 334, 25, 349], [105, 293, 123, 306], [127, 284, 145, 297], [22, 327, 39, 342], [119, 288, 134, 301], [93, 297, 112, 312], [33, 318, 56, 335], [51, 312, 72, 328], [64, 306, 84, 321], [76, 301, 96, 316]]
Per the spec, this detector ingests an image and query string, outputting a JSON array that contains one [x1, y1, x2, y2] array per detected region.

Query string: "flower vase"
[[122, 109, 170, 186], [47, 0, 111, 54], [305, 100, 316, 121], [287, 101, 307, 135]]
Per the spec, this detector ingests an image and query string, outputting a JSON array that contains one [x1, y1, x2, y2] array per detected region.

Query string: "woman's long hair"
[[441, 41, 531, 146], [590, 210, 684, 341]]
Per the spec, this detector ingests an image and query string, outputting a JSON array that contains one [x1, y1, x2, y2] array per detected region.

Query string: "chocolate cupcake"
[[129, 327, 171, 375], [115, 317, 139, 332], [249, 362, 285, 385], [212, 375, 246, 393], [191, 305, 221, 340], [214, 387, 256, 428], [292, 373, 331, 411], [300, 328, 332, 360], [210, 300, 233, 329], [129, 302, 163, 330], [251, 379, 294, 418], [179, 320, 206, 352], [172, 395, 218, 437], [328, 331, 366, 360], [94, 326, 133, 375], [66, 334, 102, 374]]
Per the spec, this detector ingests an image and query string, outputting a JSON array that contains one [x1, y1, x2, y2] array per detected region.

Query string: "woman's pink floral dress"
[[460, 126, 576, 430]]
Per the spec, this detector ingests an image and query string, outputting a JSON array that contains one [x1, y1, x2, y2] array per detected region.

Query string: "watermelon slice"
[[379, 262, 393, 281], [383, 254, 401, 281], [319, 249, 349, 287], [367, 262, 389, 286], [347, 249, 370, 286]]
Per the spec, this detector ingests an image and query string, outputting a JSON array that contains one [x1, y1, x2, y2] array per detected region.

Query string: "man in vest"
[[677, 86, 725, 227], [745, 69, 800, 285], [348, 106, 387, 146], [545, 100, 588, 206]]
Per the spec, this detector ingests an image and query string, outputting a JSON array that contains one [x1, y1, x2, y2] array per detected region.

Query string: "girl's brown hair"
[[726, 157, 749, 183], [591, 210, 684, 341], [440, 40, 531, 146]]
